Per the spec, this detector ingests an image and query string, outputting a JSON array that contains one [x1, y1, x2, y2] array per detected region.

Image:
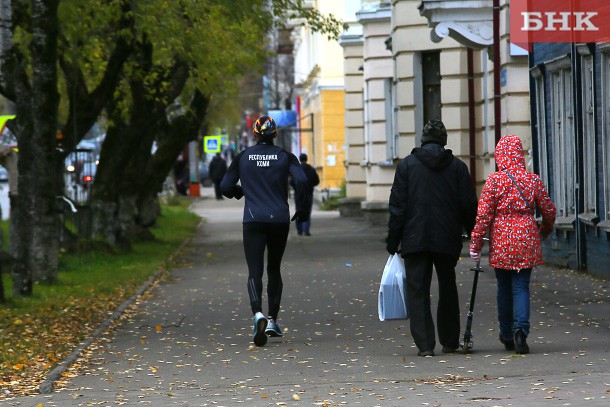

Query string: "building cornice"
[[356, 3, 392, 24], [339, 34, 364, 48], [418, 0, 493, 49]]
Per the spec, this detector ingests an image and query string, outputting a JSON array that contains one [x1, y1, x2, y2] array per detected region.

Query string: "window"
[[581, 53, 596, 215], [384, 78, 397, 161], [549, 58, 575, 220], [531, 66, 549, 188], [422, 51, 441, 123]]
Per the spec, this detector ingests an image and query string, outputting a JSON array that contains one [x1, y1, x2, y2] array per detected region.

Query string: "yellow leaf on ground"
[[155, 325, 163, 332]]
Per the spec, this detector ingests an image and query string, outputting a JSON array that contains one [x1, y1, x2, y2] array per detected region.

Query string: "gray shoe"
[[265, 318, 283, 337], [253, 312, 268, 347]]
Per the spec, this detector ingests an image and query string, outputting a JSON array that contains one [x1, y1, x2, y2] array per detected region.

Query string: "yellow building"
[[292, 2, 356, 194]]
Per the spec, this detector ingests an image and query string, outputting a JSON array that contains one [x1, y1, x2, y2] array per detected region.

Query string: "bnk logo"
[[511, 0, 610, 50]]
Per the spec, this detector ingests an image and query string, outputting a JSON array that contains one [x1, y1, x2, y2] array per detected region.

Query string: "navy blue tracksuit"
[[220, 141, 307, 319]]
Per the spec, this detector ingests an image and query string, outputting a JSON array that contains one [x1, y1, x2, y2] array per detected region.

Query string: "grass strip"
[[0, 199, 200, 398]]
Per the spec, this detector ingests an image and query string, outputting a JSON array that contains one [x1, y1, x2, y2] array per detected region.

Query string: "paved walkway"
[[7, 187, 610, 406]]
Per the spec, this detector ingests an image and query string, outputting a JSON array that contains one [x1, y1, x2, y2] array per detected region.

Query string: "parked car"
[[79, 162, 97, 187]]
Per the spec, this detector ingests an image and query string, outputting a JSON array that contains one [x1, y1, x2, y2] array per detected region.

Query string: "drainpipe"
[[467, 48, 477, 186], [571, 43, 585, 270], [493, 0, 501, 147]]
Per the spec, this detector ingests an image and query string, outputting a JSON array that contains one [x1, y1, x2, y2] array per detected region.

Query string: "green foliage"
[[319, 180, 347, 211], [270, 0, 347, 40], [13, 0, 345, 126]]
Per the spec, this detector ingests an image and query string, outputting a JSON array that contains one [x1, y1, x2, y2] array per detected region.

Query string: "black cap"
[[421, 119, 447, 146]]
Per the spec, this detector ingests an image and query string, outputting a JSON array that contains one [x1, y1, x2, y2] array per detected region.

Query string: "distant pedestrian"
[[470, 134, 556, 354], [386, 119, 478, 357], [291, 153, 319, 236], [174, 153, 188, 196], [209, 153, 227, 200], [220, 115, 308, 347]]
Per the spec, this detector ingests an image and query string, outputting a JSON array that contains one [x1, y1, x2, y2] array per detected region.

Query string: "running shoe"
[[265, 318, 283, 337], [253, 312, 268, 347]]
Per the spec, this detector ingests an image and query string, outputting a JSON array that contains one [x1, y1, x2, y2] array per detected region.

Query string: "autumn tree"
[[0, 0, 344, 296]]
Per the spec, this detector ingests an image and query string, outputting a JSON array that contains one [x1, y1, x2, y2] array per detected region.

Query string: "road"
[[5, 187, 609, 406]]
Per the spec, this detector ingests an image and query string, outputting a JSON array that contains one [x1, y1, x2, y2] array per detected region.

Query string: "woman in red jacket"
[[470, 134, 556, 354]]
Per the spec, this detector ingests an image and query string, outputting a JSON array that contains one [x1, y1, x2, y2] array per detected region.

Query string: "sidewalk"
[[7, 187, 609, 406]]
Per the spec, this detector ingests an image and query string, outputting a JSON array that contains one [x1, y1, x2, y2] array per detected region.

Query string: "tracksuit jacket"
[[220, 141, 308, 223]]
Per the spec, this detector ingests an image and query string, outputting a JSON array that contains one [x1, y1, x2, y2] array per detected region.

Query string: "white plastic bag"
[[378, 254, 408, 321]]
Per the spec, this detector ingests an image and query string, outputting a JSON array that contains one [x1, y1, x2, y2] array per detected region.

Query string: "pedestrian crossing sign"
[[204, 136, 222, 153]]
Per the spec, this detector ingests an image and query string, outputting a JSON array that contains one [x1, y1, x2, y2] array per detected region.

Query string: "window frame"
[[422, 51, 442, 124], [601, 46, 610, 227], [548, 56, 576, 223], [580, 51, 597, 216], [531, 66, 549, 188]]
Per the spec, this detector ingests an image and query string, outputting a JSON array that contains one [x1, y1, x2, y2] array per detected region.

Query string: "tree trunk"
[[90, 40, 158, 246], [134, 91, 210, 222], [90, 110, 130, 249], [8, 0, 60, 294]]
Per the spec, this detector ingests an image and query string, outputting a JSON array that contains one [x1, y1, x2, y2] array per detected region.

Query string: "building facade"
[[530, 42, 610, 279], [291, 1, 357, 194], [339, 0, 532, 224]]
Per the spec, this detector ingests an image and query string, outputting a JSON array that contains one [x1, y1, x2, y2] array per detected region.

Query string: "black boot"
[[499, 334, 515, 351], [514, 329, 529, 354]]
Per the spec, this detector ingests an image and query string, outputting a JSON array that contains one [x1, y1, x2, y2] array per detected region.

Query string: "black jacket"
[[290, 163, 319, 211], [209, 155, 227, 181], [386, 143, 478, 259], [220, 141, 308, 223]]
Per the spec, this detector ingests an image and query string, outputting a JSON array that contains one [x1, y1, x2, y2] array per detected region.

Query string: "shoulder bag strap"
[[504, 170, 535, 214]]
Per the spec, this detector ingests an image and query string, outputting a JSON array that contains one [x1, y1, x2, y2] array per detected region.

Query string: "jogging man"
[[220, 116, 308, 347]]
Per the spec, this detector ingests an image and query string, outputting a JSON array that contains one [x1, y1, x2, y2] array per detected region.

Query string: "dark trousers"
[[243, 222, 289, 320], [295, 202, 313, 235], [404, 252, 460, 352], [213, 180, 223, 199]]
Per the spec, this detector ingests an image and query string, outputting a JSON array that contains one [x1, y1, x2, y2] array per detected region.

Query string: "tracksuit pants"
[[243, 222, 289, 320]]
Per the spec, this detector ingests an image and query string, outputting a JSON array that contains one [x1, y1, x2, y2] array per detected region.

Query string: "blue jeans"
[[495, 268, 532, 340], [296, 220, 311, 235]]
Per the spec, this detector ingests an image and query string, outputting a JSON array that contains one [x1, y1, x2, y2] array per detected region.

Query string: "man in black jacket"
[[291, 153, 320, 236], [386, 119, 477, 357], [209, 153, 228, 200]]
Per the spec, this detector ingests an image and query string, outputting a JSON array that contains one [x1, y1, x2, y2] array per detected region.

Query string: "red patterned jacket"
[[470, 135, 556, 270]]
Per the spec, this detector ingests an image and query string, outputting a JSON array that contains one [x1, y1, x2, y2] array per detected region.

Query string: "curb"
[[38, 269, 163, 394], [38, 222, 198, 394]]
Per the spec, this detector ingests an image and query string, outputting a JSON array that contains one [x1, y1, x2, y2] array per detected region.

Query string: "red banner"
[[510, 0, 610, 50]]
